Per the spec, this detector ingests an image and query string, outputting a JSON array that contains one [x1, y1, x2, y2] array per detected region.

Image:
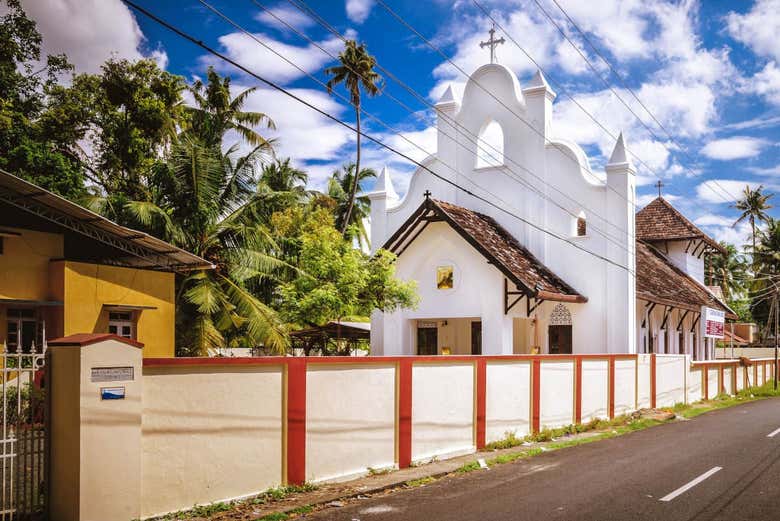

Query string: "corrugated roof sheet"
[[0, 169, 212, 272]]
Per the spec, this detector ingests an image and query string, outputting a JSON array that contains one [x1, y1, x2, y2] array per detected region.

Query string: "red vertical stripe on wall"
[[575, 358, 583, 425], [475, 359, 487, 449], [733, 363, 738, 392], [650, 354, 656, 409], [608, 357, 615, 419], [398, 359, 413, 469], [719, 365, 725, 394], [754, 363, 758, 387], [531, 359, 541, 433], [286, 358, 306, 485]]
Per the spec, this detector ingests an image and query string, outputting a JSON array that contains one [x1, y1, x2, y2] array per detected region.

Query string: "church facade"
[[369, 57, 732, 360]]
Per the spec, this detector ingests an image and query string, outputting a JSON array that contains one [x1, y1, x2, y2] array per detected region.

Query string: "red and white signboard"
[[701, 307, 725, 339]]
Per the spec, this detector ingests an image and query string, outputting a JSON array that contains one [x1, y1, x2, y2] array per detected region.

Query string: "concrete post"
[[48, 334, 143, 521]]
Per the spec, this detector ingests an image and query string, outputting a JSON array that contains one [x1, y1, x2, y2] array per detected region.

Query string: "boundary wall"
[[47, 341, 778, 520]]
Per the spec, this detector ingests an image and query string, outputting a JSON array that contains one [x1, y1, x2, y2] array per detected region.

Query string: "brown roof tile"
[[636, 240, 733, 316], [384, 198, 586, 302], [636, 197, 724, 253]]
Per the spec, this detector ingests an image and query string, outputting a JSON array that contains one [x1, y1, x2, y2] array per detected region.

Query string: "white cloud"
[[346, 0, 374, 24], [19, 0, 164, 73], [208, 84, 353, 168], [203, 31, 342, 84], [726, 0, 780, 61], [695, 179, 768, 204], [254, 4, 315, 31], [722, 114, 780, 131], [744, 61, 780, 106], [694, 213, 733, 227], [549, 0, 652, 60], [700, 136, 769, 161], [700, 219, 752, 248]]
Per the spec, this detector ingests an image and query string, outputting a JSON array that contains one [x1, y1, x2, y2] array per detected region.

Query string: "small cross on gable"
[[655, 180, 665, 198], [479, 24, 505, 64]]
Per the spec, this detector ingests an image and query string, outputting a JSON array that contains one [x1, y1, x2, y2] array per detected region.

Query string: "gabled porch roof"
[[383, 197, 587, 304]]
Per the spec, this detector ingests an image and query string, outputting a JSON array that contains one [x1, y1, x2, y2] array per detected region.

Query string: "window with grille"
[[108, 311, 135, 339]]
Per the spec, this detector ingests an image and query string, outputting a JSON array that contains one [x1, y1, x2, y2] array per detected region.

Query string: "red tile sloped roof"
[[383, 198, 586, 303], [636, 197, 725, 254], [636, 241, 734, 317]]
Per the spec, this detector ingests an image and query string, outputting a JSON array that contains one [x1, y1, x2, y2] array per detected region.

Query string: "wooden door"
[[471, 321, 482, 355], [548, 325, 572, 354], [417, 327, 438, 355]]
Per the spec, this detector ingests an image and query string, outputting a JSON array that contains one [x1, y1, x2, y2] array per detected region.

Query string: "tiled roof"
[[384, 198, 586, 303], [636, 197, 724, 254], [636, 241, 734, 317]]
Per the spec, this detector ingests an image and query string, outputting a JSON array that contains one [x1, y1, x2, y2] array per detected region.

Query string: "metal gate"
[[0, 342, 46, 520]]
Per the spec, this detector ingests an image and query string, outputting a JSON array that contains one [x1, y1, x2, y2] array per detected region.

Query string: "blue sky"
[[22, 0, 780, 247]]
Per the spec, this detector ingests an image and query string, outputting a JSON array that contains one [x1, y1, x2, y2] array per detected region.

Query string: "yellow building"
[[0, 170, 211, 357]]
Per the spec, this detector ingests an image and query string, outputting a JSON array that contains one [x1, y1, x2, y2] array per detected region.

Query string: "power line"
[[201, 0, 639, 264], [120, 0, 638, 276], [368, 0, 648, 214], [523, 0, 735, 204], [246, 0, 636, 252]]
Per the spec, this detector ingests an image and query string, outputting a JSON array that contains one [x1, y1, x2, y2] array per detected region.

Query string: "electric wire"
[[242, 0, 636, 252], [471, 0, 734, 204], [120, 0, 637, 275], [541, 0, 737, 204]]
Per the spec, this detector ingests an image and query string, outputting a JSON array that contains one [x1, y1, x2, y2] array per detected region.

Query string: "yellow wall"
[[55, 261, 175, 358], [0, 227, 63, 301]]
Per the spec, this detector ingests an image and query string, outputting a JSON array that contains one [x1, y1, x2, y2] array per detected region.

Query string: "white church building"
[[368, 45, 732, 360]]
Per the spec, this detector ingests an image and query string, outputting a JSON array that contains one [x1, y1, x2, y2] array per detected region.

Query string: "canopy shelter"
[[0, 169, 212, 272], [289, 321, 371, 356], [383, 196, 587, 316]]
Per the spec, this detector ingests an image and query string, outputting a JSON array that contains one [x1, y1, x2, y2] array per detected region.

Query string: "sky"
[[19, 0, 780, 248]]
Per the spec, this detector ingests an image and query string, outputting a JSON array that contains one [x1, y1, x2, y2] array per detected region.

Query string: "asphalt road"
[[309, 398, 780, 521]]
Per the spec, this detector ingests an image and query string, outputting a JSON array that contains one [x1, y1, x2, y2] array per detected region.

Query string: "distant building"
[[0, 170, 211, 357], [369, 44, 732, 360]]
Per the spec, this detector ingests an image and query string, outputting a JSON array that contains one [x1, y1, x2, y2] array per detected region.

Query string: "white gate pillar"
[[48, 334, 143, 521]]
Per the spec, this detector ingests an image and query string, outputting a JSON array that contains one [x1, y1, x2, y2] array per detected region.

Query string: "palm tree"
[[185, 66, 275, 149], [328, 163, 376, 249], [325, 40, 382, 235], [732, 185, 773, 255], [706, 242, 747, 301], [260, 157, 308, 194], [127, 138, 290, 355]]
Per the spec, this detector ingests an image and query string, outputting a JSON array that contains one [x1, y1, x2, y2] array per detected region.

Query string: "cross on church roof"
[[480, 24, 505, 64], [655, 180, 665, 198]]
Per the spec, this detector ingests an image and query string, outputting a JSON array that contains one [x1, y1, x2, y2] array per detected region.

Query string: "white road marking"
[[659, 467, 722, 502], [767, 427, 780, 438]]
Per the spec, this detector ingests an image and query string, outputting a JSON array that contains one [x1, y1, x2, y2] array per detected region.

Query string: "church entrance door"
[[548, 325, 572, 354]]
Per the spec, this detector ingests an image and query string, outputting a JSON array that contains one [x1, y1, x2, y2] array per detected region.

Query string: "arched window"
[[576, 212, 586, 237], [476, 120, 504, 168]]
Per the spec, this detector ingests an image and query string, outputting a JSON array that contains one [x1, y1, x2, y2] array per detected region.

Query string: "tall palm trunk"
[[341, 104, 361, 235]]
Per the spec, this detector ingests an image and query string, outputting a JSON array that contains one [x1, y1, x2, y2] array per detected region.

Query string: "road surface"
[[309, 398, 780, 521]]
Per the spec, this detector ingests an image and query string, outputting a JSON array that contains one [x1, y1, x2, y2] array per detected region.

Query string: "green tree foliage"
[[327, 162, 376, 249], [0, 0, 84, 197], [732, 185, 773, 256], [184, 66, 274, 150], [47, 58, 186, 206], [325, 40, 382, 236], [129, 138, 290, 355], [706, 242, 747, 302], [278, 209, 417, 330]]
